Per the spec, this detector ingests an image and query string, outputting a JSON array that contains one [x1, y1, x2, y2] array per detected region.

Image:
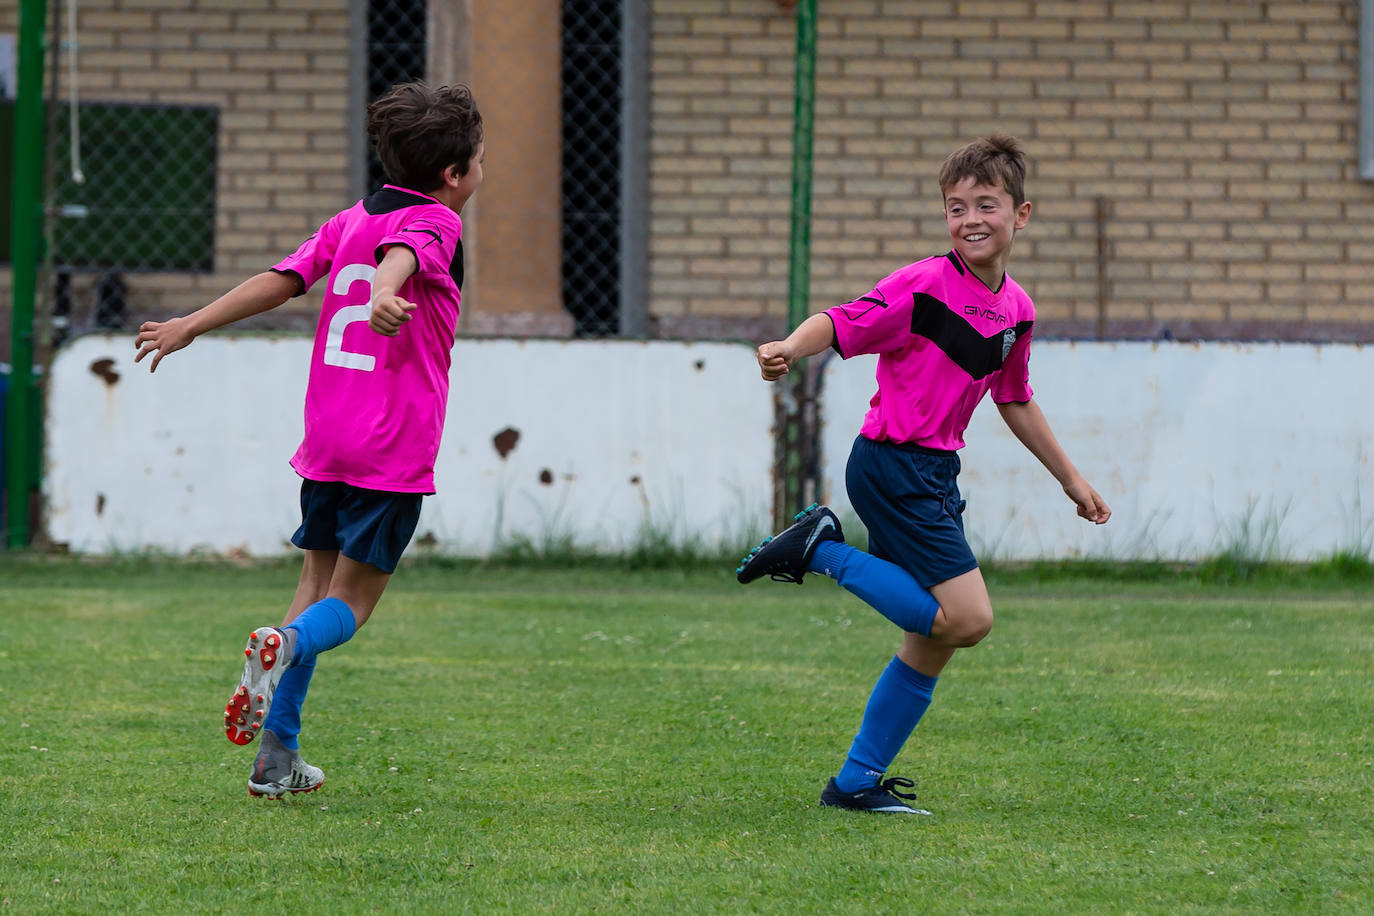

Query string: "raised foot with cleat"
[[736, 502, 845, 585], [224, 626, 291, 746]]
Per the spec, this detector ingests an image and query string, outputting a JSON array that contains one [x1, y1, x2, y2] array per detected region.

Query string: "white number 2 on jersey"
[[323, 263, 377, 372]]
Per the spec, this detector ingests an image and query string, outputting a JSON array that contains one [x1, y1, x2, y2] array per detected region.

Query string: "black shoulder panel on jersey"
[[909, 292, 1033, 379], [944, 250, 964, 274], [450, 238, 464, 289], [833, 294, 889, 323], [364, 187, 436, 214]]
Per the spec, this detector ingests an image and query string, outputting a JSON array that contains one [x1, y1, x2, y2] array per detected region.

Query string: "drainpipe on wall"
[[5, 0, 47, 550], [1362, 0, 1373, 179]]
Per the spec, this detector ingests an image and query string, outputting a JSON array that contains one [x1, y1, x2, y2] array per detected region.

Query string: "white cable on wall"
[[67, 0, 84, 184]]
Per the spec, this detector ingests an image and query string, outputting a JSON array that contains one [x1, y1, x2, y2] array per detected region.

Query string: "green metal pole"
[[786, 0, 817, 333], [6, 0, 47, 549], [780, 0, 817, 525]]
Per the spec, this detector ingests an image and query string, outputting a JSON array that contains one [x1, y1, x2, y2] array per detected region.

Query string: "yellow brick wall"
[[649, 0, 1374, 341], [4, 1, 1372, 349], [1, 0, 352, 350]]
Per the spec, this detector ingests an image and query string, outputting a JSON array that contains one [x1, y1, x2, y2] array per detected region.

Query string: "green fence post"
[[5, 0, 48, 549], [778, 0, 818, 528]]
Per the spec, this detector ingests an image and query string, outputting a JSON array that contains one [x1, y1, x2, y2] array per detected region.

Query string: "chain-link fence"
[[46, 100, 219, 344], [9, 0, 1370, 356], [1, 0, 638, 359], [562, 0, 626, 337]]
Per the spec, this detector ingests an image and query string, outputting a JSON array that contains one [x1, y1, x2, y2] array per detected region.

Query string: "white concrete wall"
[[45, 335, 774, 557], [46, 336, 1374, 562], [821, 341, 1374, 562]]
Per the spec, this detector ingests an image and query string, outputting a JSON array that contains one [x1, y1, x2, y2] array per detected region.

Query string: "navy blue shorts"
[[290, 479, 423, 574], [845, 435, 978, 590]]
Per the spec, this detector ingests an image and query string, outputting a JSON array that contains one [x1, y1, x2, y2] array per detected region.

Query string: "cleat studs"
[[256, 694, 265, 703], [237, 686, 247, 696], [245, 648, 253, 658], [251, 722, 261, 730], [262, 652, 274, 665], [265, 634, 279, 648], [255, 710, 264, 718]]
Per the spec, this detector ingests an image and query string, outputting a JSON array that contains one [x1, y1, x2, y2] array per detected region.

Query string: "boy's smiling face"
[[942, 176, 1031, 285]]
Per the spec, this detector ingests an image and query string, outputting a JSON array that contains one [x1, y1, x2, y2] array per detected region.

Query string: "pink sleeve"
[[377, 211, 462, 282], [273, 215, 341, 294], [825, 283, 913, 358], [991, 326, 1034, 403]]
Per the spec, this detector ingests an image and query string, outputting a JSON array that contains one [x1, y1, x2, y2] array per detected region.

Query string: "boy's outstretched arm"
[[756, 313, 836, 381], [368, 245, 420, 337], [133, 271, 300, 373], [997, 399, 1111, 524]]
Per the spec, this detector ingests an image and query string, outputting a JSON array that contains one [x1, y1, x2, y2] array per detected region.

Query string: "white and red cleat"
[[223, 627, 292, 746], [248, 730, 325, 799]]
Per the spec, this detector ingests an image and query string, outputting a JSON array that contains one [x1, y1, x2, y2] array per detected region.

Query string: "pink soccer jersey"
[[273, 185, 464, 494], [826, 250, 1035, 452]]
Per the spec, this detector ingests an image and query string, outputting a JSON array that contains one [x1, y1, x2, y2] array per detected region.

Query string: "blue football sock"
[[835, 655, 938, 793], [809, 541, 939, 637], [262, 657, 315, 751], [284, 597, 357, 665]]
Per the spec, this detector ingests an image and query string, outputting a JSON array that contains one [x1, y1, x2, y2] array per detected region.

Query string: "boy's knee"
[[944, 607, 993, 647]]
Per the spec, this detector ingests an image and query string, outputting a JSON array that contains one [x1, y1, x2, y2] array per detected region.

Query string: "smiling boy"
[[736, 134, 1111, 814]]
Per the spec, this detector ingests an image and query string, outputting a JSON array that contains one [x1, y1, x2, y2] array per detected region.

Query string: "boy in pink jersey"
[[737, 135, 1110, 814], [133, 82, 484, 798]]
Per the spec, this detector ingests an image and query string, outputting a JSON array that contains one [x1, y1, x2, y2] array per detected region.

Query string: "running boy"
[[133, 81, 484, 798], [736, 135, 1110, 814]]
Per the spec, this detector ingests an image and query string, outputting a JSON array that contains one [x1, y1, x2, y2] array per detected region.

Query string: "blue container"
[[0, 365, 43, 549], [0, 367, 8, 543]]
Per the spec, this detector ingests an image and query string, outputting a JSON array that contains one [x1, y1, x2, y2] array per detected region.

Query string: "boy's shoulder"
[[876, 252, 963, 292], [1000, 271, 1035, 311], [353, 186, 460, 225], [362, 185, 440, 212], [322, 188, 461, 248], [880, 254, 1035, 320]]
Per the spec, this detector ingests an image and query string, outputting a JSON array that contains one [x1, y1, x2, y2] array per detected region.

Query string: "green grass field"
[[2, 557, 1371, 914]]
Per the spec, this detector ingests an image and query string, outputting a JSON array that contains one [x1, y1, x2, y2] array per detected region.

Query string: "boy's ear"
[[443, 163, 464, 187], [1014, 200, 1032, 229]]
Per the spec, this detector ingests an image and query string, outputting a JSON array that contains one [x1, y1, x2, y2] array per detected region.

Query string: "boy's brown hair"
[[367, 81, 484, 193], [938, 134, 1028, 208]]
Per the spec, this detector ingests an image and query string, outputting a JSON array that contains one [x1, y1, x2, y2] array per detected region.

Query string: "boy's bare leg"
[[280, 550, 389, 629], [285, 549, 339, 623], [244, 551, 389, 782], [898, 632, 957, 678], [322, 553, 393, 629], [229, 552, 387, 748], [926, 567, 995, 649]]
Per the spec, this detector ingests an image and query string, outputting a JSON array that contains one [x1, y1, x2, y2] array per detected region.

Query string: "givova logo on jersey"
[[963, 304, 1009, 326]]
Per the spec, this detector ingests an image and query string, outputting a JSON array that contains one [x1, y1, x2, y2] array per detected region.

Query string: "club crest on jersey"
[[1001, 327, 1019, 360]]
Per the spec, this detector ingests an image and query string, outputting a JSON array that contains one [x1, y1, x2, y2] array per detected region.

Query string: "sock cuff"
[[319, 597, 358, 640], [889, 655, 939, 694], [285, 596, 357, 662], [809, 540, 852, 576]]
